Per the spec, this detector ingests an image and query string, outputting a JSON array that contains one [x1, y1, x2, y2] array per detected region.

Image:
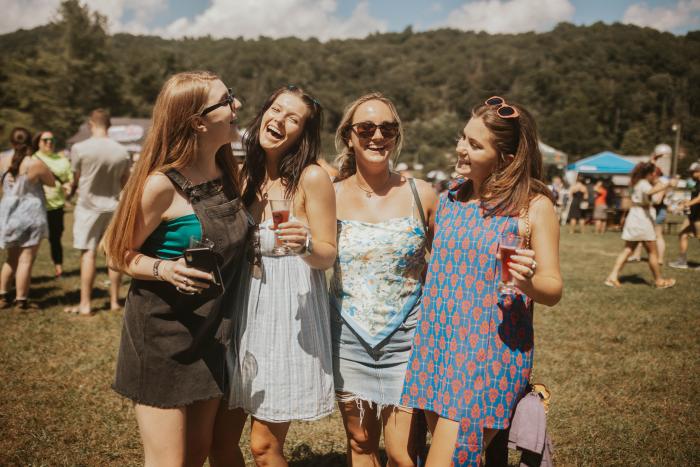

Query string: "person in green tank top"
[[33, 131, 73, 277]]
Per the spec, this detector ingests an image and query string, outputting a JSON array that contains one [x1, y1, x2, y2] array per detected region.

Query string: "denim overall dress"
[[113, 169, 249, 407]]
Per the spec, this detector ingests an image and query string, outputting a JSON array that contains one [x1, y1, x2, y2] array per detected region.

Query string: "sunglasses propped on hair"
[[485, 96, 519, 119]]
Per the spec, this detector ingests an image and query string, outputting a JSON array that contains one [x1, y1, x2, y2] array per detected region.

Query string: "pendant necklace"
[[356, 172, 393, 198]]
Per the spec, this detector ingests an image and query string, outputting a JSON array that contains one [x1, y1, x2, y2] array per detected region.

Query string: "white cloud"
[[0, 0, 166, 35], [442, 0, 575, 34], [622, 0, 700, 32], [155, 0, 386, 40], [0, 0, 385, 41]]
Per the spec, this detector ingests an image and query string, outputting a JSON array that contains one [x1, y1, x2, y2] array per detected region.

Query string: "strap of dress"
[[164, 168, 191, 193], [408, 178, 428, 235]]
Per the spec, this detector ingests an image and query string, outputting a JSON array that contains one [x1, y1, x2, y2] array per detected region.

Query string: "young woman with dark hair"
[[224, 85, 337, 465], [604, 162, 676, 288], [33, 130, 73, 277], [401, 97, 563, 465], [0, 127, 55, 309], [103, 71, 250, 466]]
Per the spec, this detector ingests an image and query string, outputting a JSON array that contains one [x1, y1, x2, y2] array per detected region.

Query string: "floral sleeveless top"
[[329, 180, 427, 347]]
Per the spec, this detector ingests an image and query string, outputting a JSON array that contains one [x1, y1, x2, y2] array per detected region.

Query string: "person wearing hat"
[[669, 161, 700, 270]]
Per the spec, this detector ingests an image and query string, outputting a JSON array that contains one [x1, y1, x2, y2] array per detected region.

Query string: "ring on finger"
[[531, 260, 537, 270]]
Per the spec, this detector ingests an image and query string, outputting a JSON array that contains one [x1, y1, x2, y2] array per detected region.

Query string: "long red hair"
[[103, 71, 241, 269]]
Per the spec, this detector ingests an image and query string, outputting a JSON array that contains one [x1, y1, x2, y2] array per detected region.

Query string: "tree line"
[[1, 0, 698, 173]]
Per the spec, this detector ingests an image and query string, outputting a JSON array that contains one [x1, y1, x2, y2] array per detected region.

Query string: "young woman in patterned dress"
[[401, 97, 563, 466]]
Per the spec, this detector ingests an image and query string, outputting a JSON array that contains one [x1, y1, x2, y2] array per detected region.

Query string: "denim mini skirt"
[[331, 306, 418, 408]]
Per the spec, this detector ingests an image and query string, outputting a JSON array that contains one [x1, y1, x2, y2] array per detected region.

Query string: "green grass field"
[[1, 212, 699, 466]]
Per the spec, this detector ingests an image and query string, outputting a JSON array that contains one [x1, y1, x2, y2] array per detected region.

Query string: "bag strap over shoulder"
[[408, 178, 428, 235]]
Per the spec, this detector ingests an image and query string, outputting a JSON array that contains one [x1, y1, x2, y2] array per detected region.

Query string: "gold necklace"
[[261, 178, 282, 200], [355, 172, 393, 198]]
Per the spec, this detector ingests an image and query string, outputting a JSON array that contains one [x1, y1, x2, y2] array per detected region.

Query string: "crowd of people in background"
[[0, 69, 698, 466], [0, 110, 129, 313]]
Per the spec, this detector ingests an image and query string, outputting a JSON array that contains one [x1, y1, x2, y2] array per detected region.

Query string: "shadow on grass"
[[31, 266, 109, 284], [618, 274, 649, 285], [288, 445, 386, 466], [31, 287, 110, 309]]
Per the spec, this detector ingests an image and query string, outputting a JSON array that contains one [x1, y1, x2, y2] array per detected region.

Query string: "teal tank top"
[[141, 214, 202, 259]]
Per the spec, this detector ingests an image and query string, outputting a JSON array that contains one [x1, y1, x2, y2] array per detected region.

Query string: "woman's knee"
[[185, 433, 213, 466], [385, 446, 416, 467], [346, 428, 380, 455], [249, 433, 282, 461]]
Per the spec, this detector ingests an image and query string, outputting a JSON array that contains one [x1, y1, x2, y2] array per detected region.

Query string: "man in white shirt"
[[66, 109, 130, 316]]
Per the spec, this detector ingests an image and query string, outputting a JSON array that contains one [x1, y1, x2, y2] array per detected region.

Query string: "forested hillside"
[[1, 0, 698, 171]]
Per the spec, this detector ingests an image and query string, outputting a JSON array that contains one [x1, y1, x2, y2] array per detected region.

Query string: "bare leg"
[[337, 398, 381, 467], [210, 406, 247, 467], [0, 247, 19, 294], [425, 416, 458, 466], [654, 225, 666, 264], [79, 249, 97, 315], [15, 245, 40, 300], [606, 241, 638, 284], [568, 219, 576, 234], [628, 243, 643, 261], [382, 407, 423, 467], [249, 418, 291, 467], [679, 227, 691, 257], [184, 398, 222, 467], [579, 218, 587, 234], [135, 403, 187, 467]]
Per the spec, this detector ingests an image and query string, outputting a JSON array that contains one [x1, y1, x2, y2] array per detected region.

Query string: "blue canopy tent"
[[566, 151, 636, 174]]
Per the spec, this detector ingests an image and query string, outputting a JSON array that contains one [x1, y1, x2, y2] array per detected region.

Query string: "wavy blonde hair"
[[334, 92, 403, 181]]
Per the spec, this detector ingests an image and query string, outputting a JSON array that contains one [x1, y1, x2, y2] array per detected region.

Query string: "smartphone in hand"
[[184, 247, 224, 299]]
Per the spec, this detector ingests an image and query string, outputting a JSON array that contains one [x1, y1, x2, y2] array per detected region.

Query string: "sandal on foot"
[[653, 278, 676, 289], [14, 299, 39, 310], [604, 278, 621, 288]]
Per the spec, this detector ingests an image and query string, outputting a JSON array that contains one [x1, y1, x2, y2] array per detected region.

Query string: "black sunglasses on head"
[[350, 121, 399, 140], [200, 88, 238, 116]]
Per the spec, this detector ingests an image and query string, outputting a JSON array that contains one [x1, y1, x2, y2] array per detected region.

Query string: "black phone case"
[[184, 247, 224, 299]]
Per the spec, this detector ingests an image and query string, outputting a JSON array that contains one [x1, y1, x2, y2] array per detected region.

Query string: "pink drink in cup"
[[498, 233, 524, 294], [269, 199, 291, 255]]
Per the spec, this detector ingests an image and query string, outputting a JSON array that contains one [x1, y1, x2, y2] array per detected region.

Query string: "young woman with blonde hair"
[[330, 92, 437, 466], [104, 71, 250, 466]]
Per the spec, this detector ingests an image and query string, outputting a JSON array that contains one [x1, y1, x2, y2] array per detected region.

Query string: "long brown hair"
[[629, 162, 655, 188], [103, 71, 241, 269], [464, 101, 553, 216], [334, 92, 404, 181], [241, 85, 323, 206], [2, 127, 33, 183]]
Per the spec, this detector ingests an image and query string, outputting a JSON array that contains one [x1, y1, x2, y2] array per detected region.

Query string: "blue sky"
[[2, 0, 699, 38]]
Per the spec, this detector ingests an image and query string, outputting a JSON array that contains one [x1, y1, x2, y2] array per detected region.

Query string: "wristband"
[[153, 259, 163, 280]]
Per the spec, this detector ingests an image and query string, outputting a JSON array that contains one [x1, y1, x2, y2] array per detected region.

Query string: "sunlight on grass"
[[1, 212, 699, 465]]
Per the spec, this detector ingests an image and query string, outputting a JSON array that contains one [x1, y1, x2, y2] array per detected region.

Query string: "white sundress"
[[227, 218, 334, 422], [622, 179, 656, 242]]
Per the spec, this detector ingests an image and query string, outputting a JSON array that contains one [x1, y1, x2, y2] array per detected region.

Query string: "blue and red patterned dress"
[[401, 179, 534, 466]]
